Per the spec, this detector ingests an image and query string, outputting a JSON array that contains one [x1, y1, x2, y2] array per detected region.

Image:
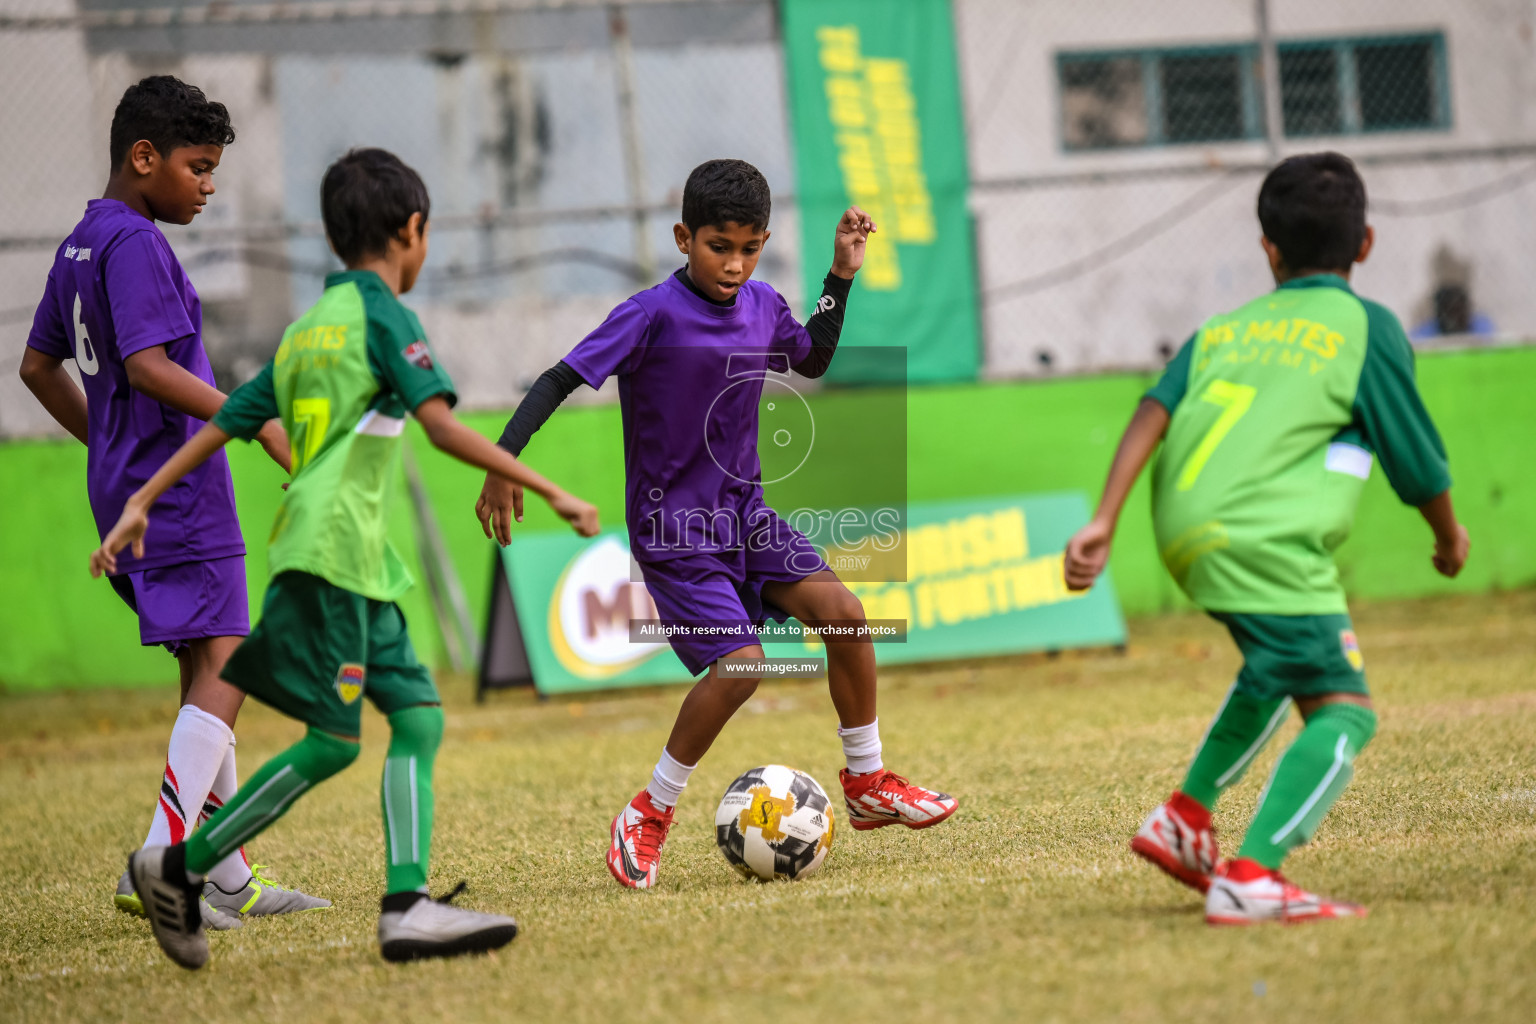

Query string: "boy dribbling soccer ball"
[[476, 159, 957, 890], [93, 148, 600, 969], [1065, 152, 1469, 924]]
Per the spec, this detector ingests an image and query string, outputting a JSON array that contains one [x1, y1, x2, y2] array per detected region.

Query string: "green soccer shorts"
[[1210, 611, 1369, 702], [222, 571, 439, 737]]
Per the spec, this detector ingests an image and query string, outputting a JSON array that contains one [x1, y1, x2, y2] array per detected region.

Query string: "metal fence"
[[4, 0, 1535, 437], [0, 0, 796, 437]]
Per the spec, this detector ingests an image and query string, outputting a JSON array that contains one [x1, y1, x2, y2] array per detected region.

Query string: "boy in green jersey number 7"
[[1064, 153, 1469, 926], [91, 148, 600, 969]]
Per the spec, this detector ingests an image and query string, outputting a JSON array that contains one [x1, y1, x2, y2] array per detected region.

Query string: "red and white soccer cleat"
[[839, 768, 958, 832], [1205, 857, 1368, 926], [1130, 791, 1218, 893], [606, 789, 675, 890]]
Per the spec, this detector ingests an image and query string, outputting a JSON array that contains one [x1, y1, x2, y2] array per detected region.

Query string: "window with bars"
[[1058, 33, 1449, 151]]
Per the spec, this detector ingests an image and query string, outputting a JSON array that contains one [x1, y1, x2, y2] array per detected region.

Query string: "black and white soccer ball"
[[714, 765, 835, 881]]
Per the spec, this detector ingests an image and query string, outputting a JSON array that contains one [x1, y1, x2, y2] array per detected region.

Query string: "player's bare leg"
[[762, 571, 957, 831], [181, 635, 246, 727], [763, 570, 875, 726], [663, 645, 767, 764], [608, 646, 765, 889]]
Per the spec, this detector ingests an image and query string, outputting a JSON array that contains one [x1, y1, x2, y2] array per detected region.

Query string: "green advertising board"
[[781, 0, 980, 383], [489, 493, 1125, 695]]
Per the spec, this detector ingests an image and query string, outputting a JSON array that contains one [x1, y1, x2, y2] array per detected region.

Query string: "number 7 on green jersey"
[[290, 397, 332, 472], [1175, 379, 1257, 491]]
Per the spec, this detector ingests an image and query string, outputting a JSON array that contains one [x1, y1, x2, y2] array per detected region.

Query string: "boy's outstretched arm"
[[124, 345, 291, 473], [476, 360, 586, 542], [1064, 398, 1171, 591], [1354, 302, 1467, 580], [414, 396, 599, 539], [1417, 489, 1469, 578], [789, 206, 874, 379], [19, 348, 89, 445], [90, 421, 233, 576], [831, 205, 875, 279]]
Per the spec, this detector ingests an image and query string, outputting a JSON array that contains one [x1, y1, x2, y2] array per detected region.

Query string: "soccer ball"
[[714, 765, 835, 881]]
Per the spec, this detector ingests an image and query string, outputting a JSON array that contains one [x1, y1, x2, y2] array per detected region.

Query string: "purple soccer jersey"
[[563, 273, 814, 565], [26, 199, 244, 574]]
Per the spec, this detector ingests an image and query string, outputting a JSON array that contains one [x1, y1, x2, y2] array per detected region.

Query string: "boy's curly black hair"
[[321, 148, 432, 265], [109, 75, 236, 169], [1257, 152, 1368, 273], [681, 159, 772, 232]]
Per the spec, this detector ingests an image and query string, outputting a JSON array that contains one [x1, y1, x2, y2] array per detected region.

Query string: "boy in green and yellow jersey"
[[92, 148, 599, 969], [1064, 152, 1469, 926]]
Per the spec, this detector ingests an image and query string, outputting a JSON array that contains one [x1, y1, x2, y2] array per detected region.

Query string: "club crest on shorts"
[[1339, 630, 1364, 672], [335, 663, 366, 704], [402, 340, 433, 370]]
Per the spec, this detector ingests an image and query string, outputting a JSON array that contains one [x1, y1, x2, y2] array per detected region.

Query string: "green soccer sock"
[[185, 728, 360, 875], [1236, 703, 1377, 870], [1180, 686, 1292, 810], [381, 705, 443, 895]]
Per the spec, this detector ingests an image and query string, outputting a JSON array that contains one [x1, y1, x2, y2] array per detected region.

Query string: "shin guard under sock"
[[144, 705, 234, 849], [185, 728, 360, 876], [381, 705, 443, 894], [1180, 685, 1291, 809], [1237, 703, 1377, 869], [200, 743, 257, 891]]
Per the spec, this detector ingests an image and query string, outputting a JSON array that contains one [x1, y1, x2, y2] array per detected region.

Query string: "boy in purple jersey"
[[476, 159, 958, 889], [18, 76, 327, 922]]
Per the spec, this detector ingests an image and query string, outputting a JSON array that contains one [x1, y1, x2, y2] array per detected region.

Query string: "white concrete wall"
[[5, 2, 1532, 438], [0, 32, 802, 437], [956, 0, 1536, 377]]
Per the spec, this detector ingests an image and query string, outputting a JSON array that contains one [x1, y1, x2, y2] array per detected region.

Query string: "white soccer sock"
[[142, 704, 235, 851], [645, 748, 697, 809], [200, 742, 255, 891], [839, 719, 883, 775]]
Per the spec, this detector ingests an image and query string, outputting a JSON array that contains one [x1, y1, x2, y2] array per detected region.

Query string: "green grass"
[[3, 591, 1534, 1023]]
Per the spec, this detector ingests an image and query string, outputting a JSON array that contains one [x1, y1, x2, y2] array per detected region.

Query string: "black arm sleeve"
[[792, 272, 854, 379], [495, 360, 584, 456]]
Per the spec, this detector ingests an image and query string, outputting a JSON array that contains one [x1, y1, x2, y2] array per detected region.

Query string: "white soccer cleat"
[[1130, 792, 1218, 893], [127, 846, 209, 970], [839, 768, 958, 831], [1205, 858, 1368, 925], [606, 789, 674, 890], [377, 885, 518, 962]]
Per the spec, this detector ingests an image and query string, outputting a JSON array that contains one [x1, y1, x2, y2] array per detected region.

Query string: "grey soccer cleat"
[[200, 895, 244, 931], [203, 864, 331, 921], [119, 868, 239, 930], [127, 846, 208, 970], [377, 884, 518, 963], [115, 870, 145, 917]]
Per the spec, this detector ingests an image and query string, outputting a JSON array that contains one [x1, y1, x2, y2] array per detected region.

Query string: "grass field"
[[3, 591, 1534, 1024]]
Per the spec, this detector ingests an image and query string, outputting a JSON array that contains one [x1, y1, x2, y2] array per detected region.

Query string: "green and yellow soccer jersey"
[[214, 270, 456, 601], [1146, 274, 1450, 615]]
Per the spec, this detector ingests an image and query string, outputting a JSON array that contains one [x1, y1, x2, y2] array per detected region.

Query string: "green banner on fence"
[[781, 0, 980, 384], [491, 493, 1125, 695]]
